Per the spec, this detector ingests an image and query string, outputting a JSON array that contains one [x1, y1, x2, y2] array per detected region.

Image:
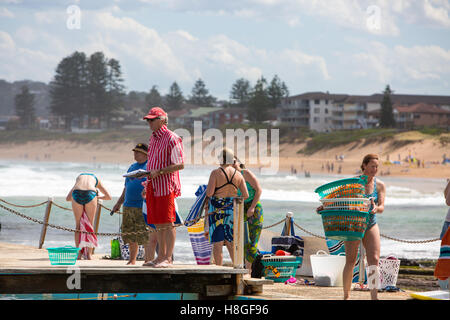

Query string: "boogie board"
[[410, 290, 449, 300]]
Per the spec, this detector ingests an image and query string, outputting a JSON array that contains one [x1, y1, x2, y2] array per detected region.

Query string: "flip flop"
[[142, 261, 156, 267], [154, 261, 169, 268]]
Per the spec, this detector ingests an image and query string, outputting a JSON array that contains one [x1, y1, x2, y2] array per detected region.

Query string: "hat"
[[143, 107, 167, 120], [132, 143, 148, 155]]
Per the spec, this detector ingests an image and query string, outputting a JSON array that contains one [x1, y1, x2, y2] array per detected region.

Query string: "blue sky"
[[1, 0, 449, 100]]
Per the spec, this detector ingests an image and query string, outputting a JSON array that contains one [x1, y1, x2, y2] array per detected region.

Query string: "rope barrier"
[[0, 198, 441, 244]]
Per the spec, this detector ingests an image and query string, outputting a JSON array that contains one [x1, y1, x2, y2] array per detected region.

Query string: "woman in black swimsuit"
[[205, 148, 248, 266]]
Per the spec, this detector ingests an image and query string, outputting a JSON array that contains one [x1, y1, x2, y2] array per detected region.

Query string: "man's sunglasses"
[[146, 117, 160, 122]]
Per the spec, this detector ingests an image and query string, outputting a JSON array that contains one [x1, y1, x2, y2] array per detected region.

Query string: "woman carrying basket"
[[346, 154, 385, 300], [317, 154, 385, 300]]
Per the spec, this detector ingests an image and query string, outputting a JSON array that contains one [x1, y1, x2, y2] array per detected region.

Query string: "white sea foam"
[[0, 160, 445, 207]]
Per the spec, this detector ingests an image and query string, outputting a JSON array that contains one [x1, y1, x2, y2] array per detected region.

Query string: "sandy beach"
[[0, 137, 448, 179]]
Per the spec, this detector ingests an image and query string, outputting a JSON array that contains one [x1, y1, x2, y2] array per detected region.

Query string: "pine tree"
[[86, 52, 108, 128], [49, 51, 88, 131], [267, 75, 289, 109], [188, 78, 216, 107], [145, 85, 163, 112], [230, 78, 251, 109], [380, 85, 396, 128], [247, 77, 272, 123], [15, 85, 36, 128], [165, 82, 184, 110], [105, 58, 125, 125]]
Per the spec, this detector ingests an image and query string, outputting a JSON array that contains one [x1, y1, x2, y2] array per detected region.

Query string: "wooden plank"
[[38, 198, 52, 249], [0, 272, 238, 295]]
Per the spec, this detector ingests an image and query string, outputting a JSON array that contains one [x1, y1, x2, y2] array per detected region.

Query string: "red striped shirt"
[[146, 125, 184, 197]]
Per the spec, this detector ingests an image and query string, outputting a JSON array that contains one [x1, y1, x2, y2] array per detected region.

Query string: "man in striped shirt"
[[142, 107, 184, 268]]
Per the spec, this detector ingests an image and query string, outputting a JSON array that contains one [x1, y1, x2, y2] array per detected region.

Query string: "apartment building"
[[280, 92, 450, 132]]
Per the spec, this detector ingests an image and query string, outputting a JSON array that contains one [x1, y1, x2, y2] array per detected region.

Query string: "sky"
[[1, 0, 450, 100]]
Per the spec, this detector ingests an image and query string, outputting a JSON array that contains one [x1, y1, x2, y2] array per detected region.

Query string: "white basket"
[[379, 256, 401, 289], [261, 255, 297, 262], [320, 198, 371, 212]]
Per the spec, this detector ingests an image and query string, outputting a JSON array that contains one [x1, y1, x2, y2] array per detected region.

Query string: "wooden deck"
[[0, 242, 416, 300], [0, 242, 249, 299]]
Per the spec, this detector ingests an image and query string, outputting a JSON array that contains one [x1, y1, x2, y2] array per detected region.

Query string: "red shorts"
[[145, 182, 176, 225]]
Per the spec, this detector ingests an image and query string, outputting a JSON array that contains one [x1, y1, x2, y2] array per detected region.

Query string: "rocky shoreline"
[[397, 258, 440, 292]]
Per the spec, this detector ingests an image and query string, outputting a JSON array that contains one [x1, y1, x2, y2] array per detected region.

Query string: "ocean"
[[0, 159, 447, 262]]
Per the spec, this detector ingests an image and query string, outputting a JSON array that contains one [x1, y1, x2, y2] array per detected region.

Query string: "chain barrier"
[[0, 198, 441, 244]]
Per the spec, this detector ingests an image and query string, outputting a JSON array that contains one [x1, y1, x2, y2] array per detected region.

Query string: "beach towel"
[[187, 218, 212, 265], [326, 239, 366, 284], [78, 211, 98, 259], [184, 184, 207, 227], [435, 227, 450, 280], [207, 197, 234, 243]]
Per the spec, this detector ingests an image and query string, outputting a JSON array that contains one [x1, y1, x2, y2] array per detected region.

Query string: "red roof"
[[395, 103, 450, 114]]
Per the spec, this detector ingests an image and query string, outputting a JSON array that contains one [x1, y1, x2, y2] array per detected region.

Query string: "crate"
[[321, 210, 370, 241], [314, 176, 367, 199], [47, 246, 80, 265], [261, 255, 302, 282], [320, 198, 371, 213]]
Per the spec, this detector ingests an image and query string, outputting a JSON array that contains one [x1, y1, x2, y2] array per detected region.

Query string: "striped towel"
[[435, 227, 450, 280], [78, 211, 98, 259], [187, 218, 212, 265], [184, 185, 207, 227]]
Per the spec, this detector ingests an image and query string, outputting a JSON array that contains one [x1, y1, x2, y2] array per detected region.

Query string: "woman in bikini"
[[66, 173, 111, 259], [204, 148, 248, 266]]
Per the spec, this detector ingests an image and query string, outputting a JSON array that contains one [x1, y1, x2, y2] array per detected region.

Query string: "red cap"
[[143, 107, 167, 120]]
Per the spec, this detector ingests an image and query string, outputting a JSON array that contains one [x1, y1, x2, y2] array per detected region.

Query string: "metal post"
[[92, 199, 102, 254], [38, 197, 53, 249]]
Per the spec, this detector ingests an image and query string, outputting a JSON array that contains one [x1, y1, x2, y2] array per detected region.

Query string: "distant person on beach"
[[316, 153, 385, 300], [66, 173, 112, 259], [141, 107, 184, 268], [204, 148, 249, 266], [112, 143, 156, 265], [441, 179, 450, 240], [232, 157, 263, 273]]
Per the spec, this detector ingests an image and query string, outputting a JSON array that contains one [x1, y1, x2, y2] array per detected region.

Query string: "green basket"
[[47, 246, 80, 265], [314, 176, 367, 199], [261, 256, 302, 282], [321, 210, 370, 241]]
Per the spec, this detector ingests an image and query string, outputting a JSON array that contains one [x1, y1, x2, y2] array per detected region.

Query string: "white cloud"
[[351, 42, 450, 85], [93, 12, 192, 83], [0, 31, 57, 82], [423, 0, 450, 27], [0, 7, 14, 17]]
